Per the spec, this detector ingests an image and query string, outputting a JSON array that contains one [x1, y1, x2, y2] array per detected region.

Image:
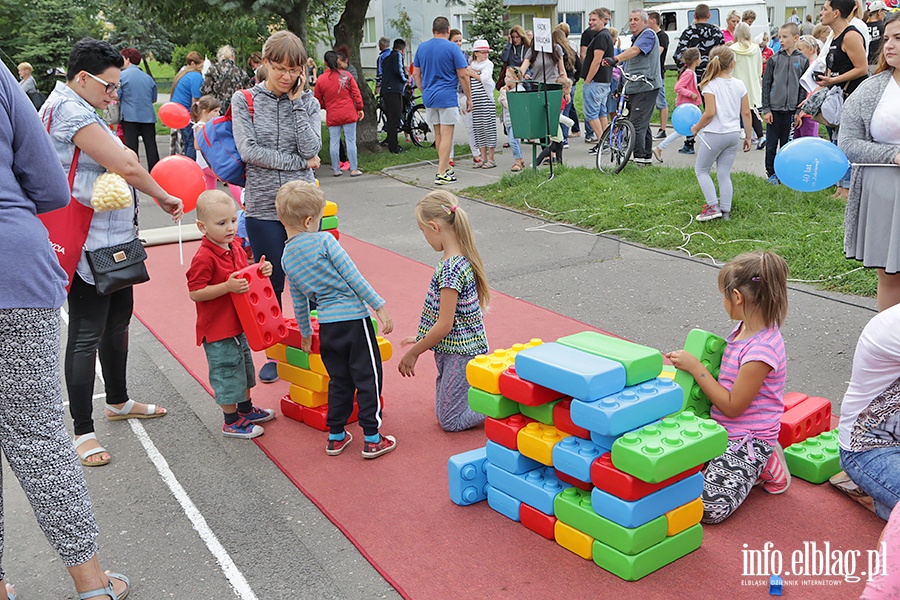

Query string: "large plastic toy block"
[[448, 447, 489, 506], [285, 317, 320, 353], [468, 387, 520, 419], [783, 430, 841, 483], [555, 469, 593, 491], [520, 502, 557, 540], [285, 346, 310, 369], [485, 441, 542, 475], [515, 342, 627, 402], [553, 398, 591, 439], [498, 365, 565, 407], [276, 363, 330, 393], [554, 487, 668, 556], [591, 452, 703, 502], [377, 336, 392, 361], [783, 391, 808, 411], [611, 412, 728, 483], [323, 200, 338, 217], [280, 393, 303, 423], [672, 329, 726, 418], [658, 364, 676, 380], [591, 471, 705, 528], [320, 215, 339, 231], [552, 437, 604, 483], [779, 395, 832, 449], [517, 422, 571, 466], [593, 523, 703, 581], [289, 384, 328, 408], [299, 403, 358, 431], [555, 520, 594, 560], [484, 414, 535, 450], [230, 264, 288, 351], [519, 398, 562, 425], [486, 485, 520, 522], [589, 431, 617, 453], [308, 352, 329, 376], [665, 497, 704, 536], [327, 229, 340, 241], [264, 343, 287, 363], [557, 331, 663, 387], [570, 378, 684, 437], [485, 464, 570, 515], [466, 340, 543, 394]]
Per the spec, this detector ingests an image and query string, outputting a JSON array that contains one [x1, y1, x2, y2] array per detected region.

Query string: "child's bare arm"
[[189, 272, 250, 302], [399, 288, 457, 377], [666, 350, 771, 418]]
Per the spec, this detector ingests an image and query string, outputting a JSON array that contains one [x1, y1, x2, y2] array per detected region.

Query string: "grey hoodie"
[[232, 83, 322, 221]]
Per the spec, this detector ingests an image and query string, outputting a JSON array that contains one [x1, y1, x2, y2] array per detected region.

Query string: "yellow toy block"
[[264, 343, 287, 363], [466, 339, 544, 394], [517, 422, 570, 466], [658, 364, 677, 381], [324, 200, 338, 217], [665, 497, 704, 536], [308, 352, 329, 376], [555, 520, 594, 560], [378, 336, 392, 361], [276, 362, 330, 393], [289, 384, 328, 408]]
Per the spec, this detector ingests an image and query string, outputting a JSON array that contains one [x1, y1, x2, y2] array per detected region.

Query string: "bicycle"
[[594, 67, 651, 174], [373, 83, 433, 147]]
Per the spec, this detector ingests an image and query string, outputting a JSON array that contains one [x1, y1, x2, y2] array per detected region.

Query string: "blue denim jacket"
[[119, 64, 158, 123]]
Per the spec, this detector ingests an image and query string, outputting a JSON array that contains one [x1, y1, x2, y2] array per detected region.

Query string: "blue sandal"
[[79, 573, 129, 599]]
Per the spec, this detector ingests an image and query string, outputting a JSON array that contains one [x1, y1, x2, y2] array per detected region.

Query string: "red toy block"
[[280, 394, 304, 423], [520, 502, 557, 540], [285, 316, 320, 353], [590, 453, 703, 501], [555, 468, 593, 491], [230, 264, 288, 351], [499, 365, 565, 407], [553, 398, 591, 439], [327, 229, 340, 240], [783, 391, 809, 411], [299, 402, 360, 431], [484, 414, 536, 450], [779, 395, 832, 448]]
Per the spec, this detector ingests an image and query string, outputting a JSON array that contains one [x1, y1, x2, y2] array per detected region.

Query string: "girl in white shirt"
[[691, 45, 753, 222]]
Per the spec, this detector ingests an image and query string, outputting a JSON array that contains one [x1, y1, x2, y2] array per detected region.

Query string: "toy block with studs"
[[229, 263, 288, 351], [570, 378, 684, 437], [672, 329, 726, 418], [557, 331, 663, 387], [517, 422, 571, 466], [783, 430, 841, 483], [448, 447, 489, 506], [514, 342, 626, 402]]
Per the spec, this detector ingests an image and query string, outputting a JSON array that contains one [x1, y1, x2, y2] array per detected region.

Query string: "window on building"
[[560, 12, 583, 34], [506, 13, 537, 33], [363, 17, 376, 45], [661, 11, 677, 31], [454, 14, 474, 40]]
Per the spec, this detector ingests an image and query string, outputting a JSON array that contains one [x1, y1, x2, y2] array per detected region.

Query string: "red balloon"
[[150, 155, 205, 213], [158, 102, 191, 129]]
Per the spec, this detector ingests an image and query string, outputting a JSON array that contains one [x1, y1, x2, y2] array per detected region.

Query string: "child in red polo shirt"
[[187, 190, 277, 439]]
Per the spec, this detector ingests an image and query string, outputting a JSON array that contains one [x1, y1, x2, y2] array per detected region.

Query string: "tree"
[[387, 6, 413, 47], [332, 0, 379, 151], [468, 0, 507, 68], [104, 3, 176, 76]]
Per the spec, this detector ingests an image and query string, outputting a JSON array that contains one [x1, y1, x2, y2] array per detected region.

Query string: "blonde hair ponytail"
[[699, 45, 735, 89]]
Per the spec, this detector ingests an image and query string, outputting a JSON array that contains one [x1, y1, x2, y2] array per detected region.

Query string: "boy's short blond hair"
[[276, 181, 326, 228], [196, 189, 237, 222]]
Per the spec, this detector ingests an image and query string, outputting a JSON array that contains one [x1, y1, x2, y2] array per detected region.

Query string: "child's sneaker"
[[362, 434, 397, 459], [696, 204, 723, 222], [239, 406, 275, 423], [223, 417, 264, 439], [755, 442, 791, 494], [326, 432, 353, 456]]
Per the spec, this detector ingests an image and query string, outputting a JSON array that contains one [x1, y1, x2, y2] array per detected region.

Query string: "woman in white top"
[[691, 45, 752, 222]]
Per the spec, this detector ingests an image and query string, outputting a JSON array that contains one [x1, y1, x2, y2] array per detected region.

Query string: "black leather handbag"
[[85, 237, 149, 295]]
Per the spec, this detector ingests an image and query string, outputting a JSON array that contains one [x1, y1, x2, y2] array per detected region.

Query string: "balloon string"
[[853, 163, 899, 167], [697, 133, 712, 150], [178, 221, 183, 265]]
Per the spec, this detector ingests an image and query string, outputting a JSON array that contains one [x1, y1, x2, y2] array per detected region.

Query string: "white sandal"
[[105, 399, 166, 421], [79, 572, 129, 599], [74, 433, 110, 467]]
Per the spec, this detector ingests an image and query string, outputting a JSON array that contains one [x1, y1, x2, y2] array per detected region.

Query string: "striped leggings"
[[434, 353, 485, 432], [0, 308, 98, 578], [701, 436, 774, 524]]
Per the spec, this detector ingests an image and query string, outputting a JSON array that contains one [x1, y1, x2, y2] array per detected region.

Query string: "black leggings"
[[65, 274, 134, 435], [122, 121, 160, 172]]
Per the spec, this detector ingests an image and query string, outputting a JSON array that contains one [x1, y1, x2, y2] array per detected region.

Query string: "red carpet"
[[134, 236, 884, 599]]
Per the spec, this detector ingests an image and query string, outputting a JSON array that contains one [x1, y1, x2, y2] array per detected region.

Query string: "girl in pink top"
[[668, 251, 791, 524], [652, 48, 702, 161]]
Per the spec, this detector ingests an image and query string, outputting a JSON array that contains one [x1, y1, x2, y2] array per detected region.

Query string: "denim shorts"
[[203, 334, 256, 405], [656, 86, 668, 110], [583, 81, 611, 121], [841, 446, 900, 521], [425, 106, 461, 126]]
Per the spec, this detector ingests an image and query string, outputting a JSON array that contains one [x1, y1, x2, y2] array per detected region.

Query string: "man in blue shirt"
[[118, 47, 159, 170], [413, 17, 471, 186]]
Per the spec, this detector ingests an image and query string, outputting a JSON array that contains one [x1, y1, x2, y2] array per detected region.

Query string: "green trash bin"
[[507, 82, 564, 140]]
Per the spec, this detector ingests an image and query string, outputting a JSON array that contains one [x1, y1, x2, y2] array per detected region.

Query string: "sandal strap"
[[106, 399, 135, 416], [74, 432, 98, 446], [79, 573, 129, 600]]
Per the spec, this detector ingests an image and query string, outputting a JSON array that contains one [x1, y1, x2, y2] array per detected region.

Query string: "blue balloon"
[[774, 137, 850, 192], [672, 104, 702, 136]]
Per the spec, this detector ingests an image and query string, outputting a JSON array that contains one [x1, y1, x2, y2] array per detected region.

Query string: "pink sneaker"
[[339, 161, 350, 171], [696, 204, 723, 222], [362, 434, 396, 459], [756, 442, 791, 494]]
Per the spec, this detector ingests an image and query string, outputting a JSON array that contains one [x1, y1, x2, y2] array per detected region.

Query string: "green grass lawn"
[[462, 165, 875, 298]]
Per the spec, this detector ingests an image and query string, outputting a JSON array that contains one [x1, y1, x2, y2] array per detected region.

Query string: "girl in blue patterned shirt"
[[399, 190, 490, 431]]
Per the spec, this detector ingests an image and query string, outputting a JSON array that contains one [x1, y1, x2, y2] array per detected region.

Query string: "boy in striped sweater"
[[277, 181, 397, 459]]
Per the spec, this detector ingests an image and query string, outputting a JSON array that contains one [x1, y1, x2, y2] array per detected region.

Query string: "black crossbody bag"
[[84, 199, 149, 295]]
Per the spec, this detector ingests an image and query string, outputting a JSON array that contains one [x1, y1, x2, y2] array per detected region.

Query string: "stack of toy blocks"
[[448, 331, 729, 581], [671, 329, 726, 419], [778, 392, 840, 483], [321, 200, 339, 240], [270, 312, 392, 429]]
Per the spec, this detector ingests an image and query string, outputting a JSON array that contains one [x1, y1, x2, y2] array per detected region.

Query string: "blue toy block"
[[769, 574, 783, 596], [487, 485, 521, 521], [589, 430, 617, 452], [514, 342, 626, 402], [485, 441, 543, 475], [552, 436, 604, 483], [570, 378, 684, 437], [486, 463, 571, 516], [448, 447, 488, 506], [591, 471, 704, 528]]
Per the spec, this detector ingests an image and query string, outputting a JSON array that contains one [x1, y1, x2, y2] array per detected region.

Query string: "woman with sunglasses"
[[42, 38, 183, 473]]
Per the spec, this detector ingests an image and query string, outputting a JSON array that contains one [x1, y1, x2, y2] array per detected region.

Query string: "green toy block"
[[320, 215, 339, 231], [593, 523, 704, 581], [672, 329, 726, 418], [611, 412, 728, 483], [285, 346, 310, 369], [557, 332, 663, 387], [555, 488, 668, 555], [371, 316, 378, 336], [519, 398, 562, 425], [784, 430, 841, 484], [467, 387, 520, 419]]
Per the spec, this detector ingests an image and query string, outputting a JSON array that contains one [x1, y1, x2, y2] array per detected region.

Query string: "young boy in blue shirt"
[[277, 181, 397, 458]]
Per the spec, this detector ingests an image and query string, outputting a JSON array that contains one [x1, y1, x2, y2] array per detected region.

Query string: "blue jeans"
[[505, 119, 523, 160], [583, 81, 611, 122], [329, 122, 357, 172], [243, 217, 288, 307], [841, 447, 900, 520]]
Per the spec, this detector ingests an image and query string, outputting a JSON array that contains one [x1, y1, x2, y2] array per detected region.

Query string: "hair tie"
[[751, 276, 761, 282], [443, 204, 457, 214]]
